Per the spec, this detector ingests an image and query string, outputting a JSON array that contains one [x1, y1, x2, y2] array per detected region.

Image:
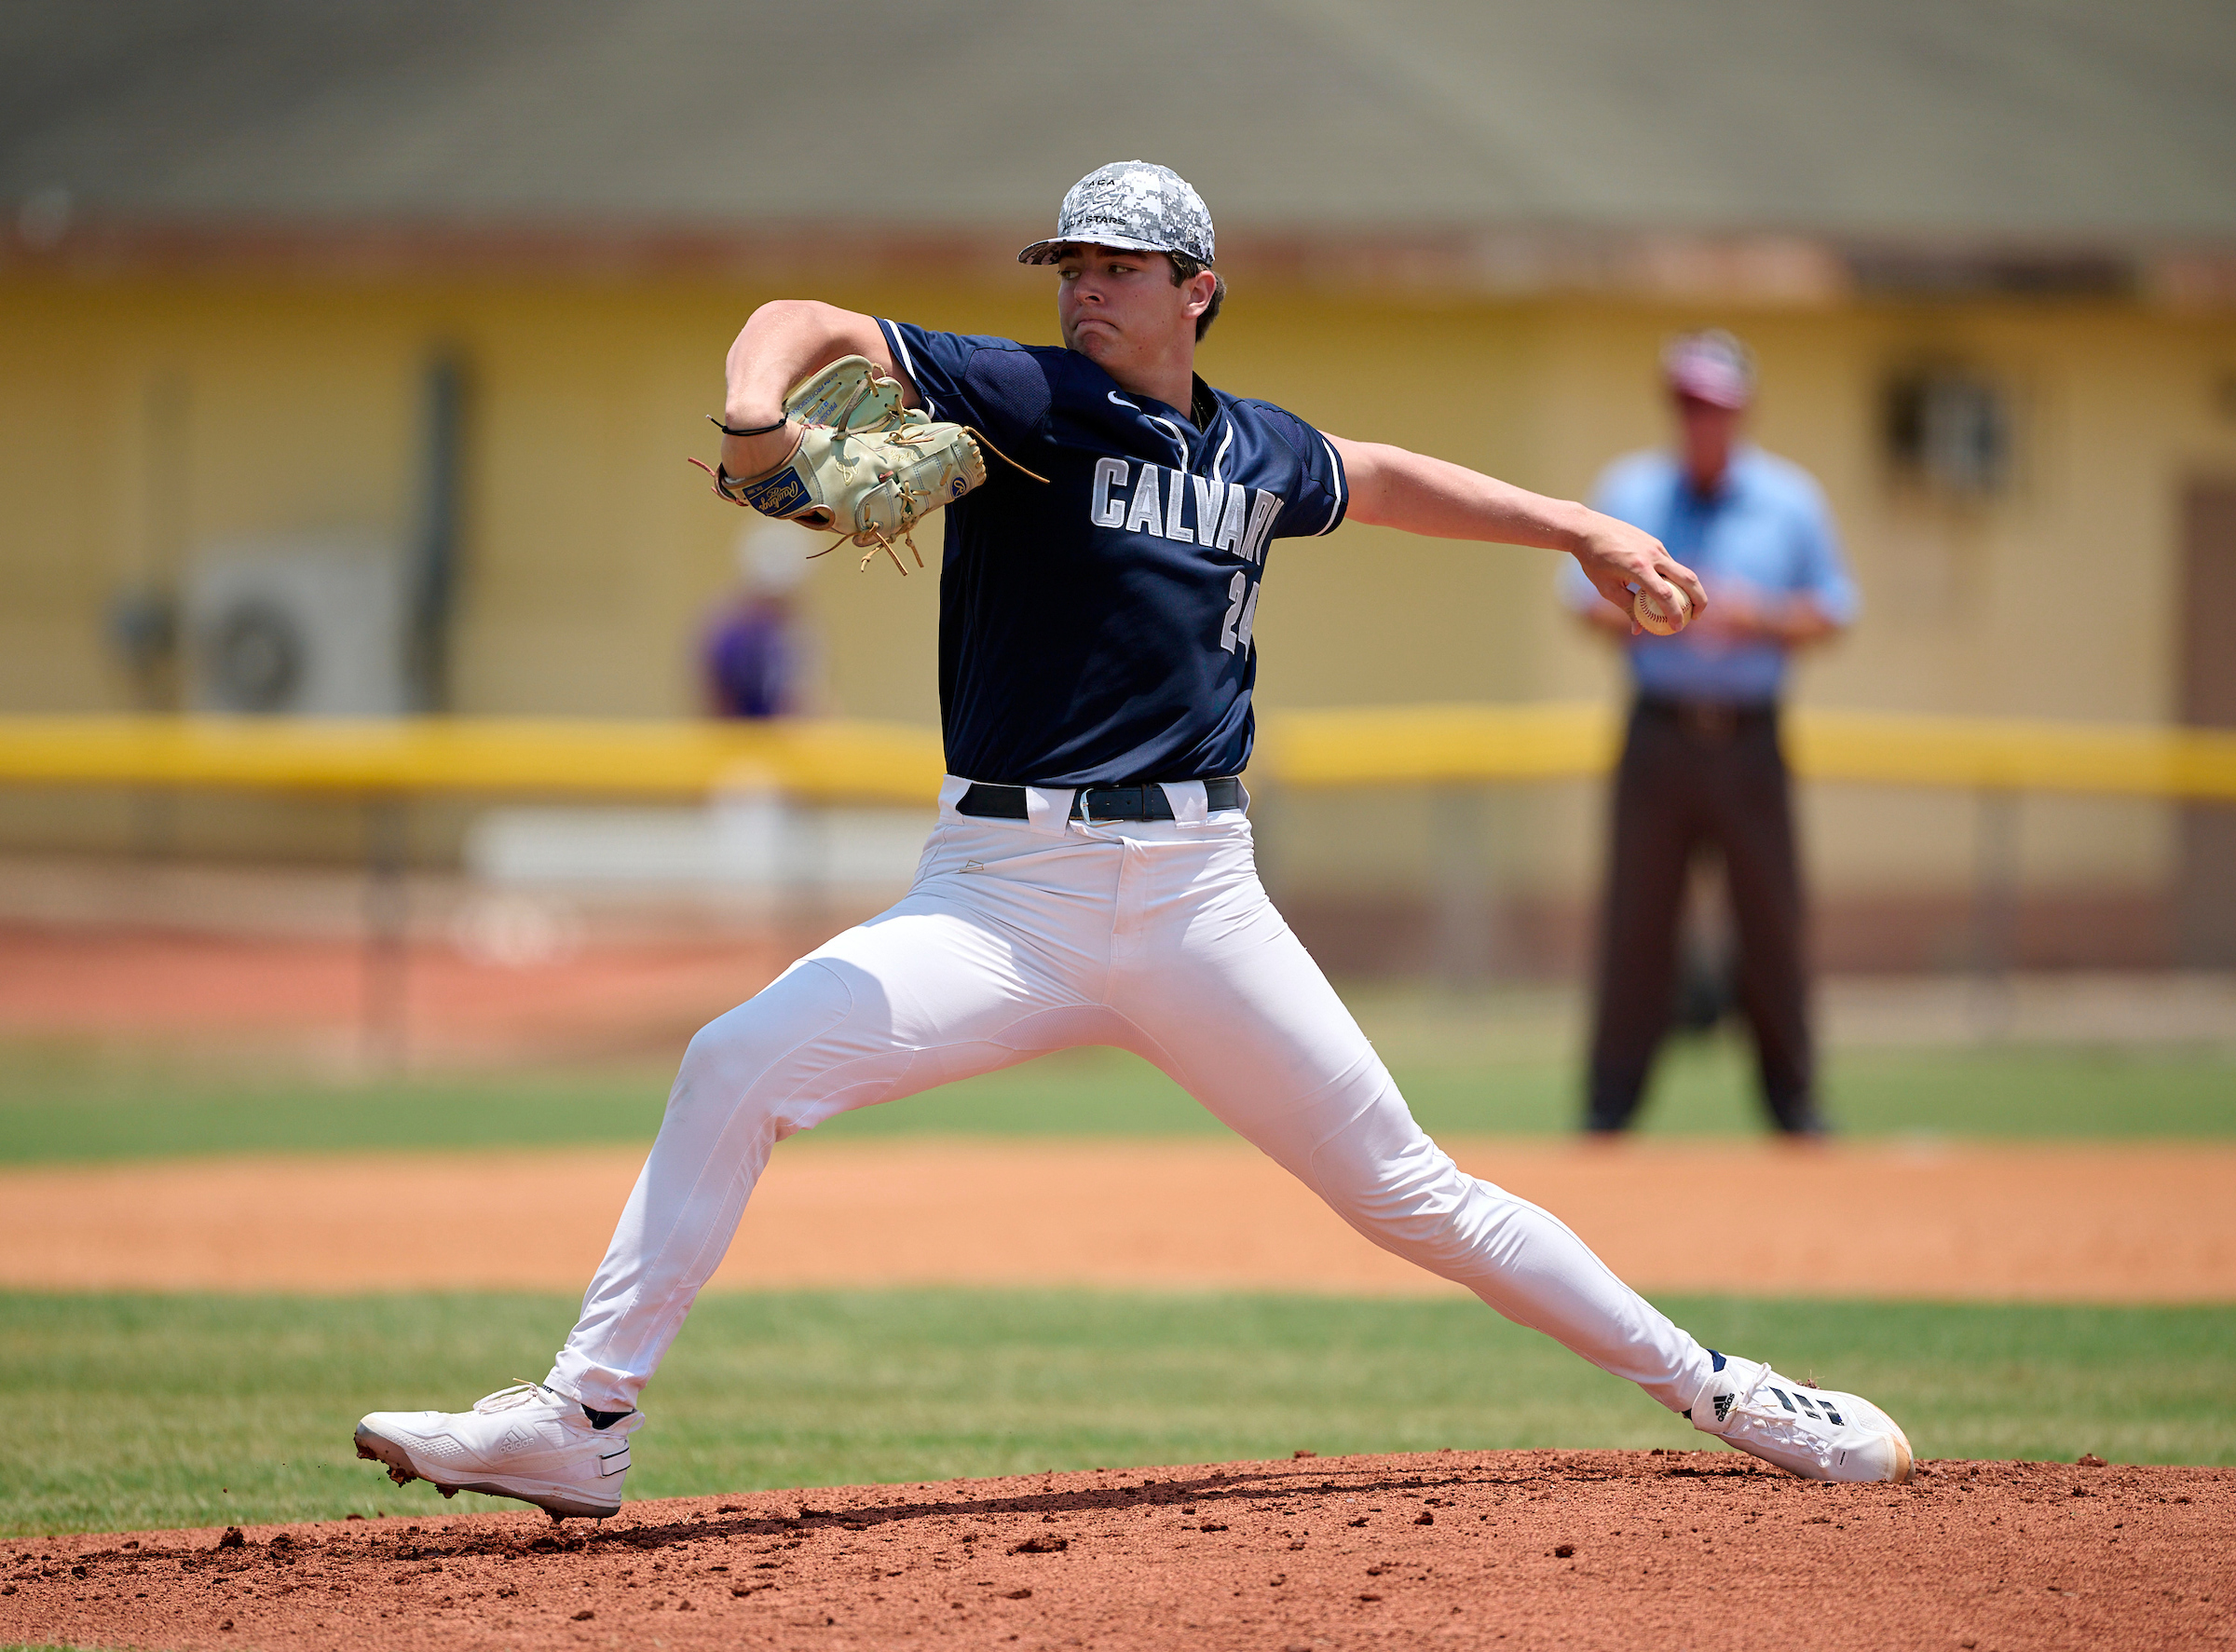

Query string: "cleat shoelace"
[[1721, 1367, 1849, 1463], [471, 1380, 560, 1415]]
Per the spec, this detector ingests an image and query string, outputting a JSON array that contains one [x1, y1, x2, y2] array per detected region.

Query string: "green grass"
[[0, 1044, 675, 1165], [818, 1038, 2236, 1141], [3, 1289, 2229, 1536], [1397, 1038, 2236, 1141], [1, 1031, 2230, 1165]]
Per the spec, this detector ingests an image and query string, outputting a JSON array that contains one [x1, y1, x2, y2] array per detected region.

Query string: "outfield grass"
[[2, 1289, 2229, 1536], [1, 1032, 2231, 1165]]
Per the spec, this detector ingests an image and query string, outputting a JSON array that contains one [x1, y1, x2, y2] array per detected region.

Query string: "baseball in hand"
[[1631, 584, 1692, 636]]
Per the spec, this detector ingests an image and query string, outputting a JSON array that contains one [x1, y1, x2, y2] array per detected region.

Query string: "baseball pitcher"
[[357, 163, 1911, 1518]]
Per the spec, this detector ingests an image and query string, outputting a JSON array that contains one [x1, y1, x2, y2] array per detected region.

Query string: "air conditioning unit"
[[184, 539, 412, 716]]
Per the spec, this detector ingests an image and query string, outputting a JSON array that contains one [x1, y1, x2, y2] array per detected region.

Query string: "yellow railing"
[[0, 705, 2231, 800], [1262, 703, 2236, 799], [0, 715, 945, 804]]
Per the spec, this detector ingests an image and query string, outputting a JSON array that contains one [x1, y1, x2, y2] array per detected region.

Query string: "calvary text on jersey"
[[1089, 458, 1284, 565]]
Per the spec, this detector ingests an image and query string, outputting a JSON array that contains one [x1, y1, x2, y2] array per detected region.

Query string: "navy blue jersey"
[[878, 321, 1347, 786]]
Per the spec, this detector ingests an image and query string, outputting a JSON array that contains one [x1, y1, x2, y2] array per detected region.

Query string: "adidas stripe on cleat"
[[1687, 1351, 1913, 1483]]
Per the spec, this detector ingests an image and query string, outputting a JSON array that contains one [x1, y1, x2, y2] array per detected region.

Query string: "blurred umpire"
[[1564, 331, 1858, 1136]]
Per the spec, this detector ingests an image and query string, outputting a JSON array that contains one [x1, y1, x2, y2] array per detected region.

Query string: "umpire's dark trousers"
[[1585, 695, 1820, 1134]]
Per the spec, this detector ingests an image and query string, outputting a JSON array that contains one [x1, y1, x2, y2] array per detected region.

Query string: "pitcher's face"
[[1057, 246, 1211, 379]]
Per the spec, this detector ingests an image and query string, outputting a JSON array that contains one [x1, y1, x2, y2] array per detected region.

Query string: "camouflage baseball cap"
[[1017, 161, 1215, 266]]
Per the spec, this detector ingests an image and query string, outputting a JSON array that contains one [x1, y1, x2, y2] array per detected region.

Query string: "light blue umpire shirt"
[[1561, 444, 1859, 705]]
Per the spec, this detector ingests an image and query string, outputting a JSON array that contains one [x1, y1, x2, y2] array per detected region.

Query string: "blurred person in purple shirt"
[[1561, 331, 1858, 1136], [703, 525, 813, 719]]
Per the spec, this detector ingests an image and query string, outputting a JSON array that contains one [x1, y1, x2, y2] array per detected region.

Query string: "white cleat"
[[1687, 1351, 1914, 1483], [354, 1381, 640, 1520]]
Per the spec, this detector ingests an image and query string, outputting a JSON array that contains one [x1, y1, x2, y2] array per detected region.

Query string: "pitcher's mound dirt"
[[7, 1452, 2228, 1652]]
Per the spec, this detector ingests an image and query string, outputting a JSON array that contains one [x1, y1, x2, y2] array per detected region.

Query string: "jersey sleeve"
[[877, 321, 1045, 449], [1247, 402, 1349, 539]]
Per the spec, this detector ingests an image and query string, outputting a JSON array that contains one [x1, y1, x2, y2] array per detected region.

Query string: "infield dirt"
[[7, 1450, 2228, 1652], [7, 1137, 2232, 1302]]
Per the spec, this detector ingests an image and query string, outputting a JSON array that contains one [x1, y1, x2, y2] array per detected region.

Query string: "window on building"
[[1884, 370, 2009, 497]]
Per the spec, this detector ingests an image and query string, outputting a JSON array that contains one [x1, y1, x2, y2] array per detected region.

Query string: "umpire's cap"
[[1663, 330, 1757, 409]]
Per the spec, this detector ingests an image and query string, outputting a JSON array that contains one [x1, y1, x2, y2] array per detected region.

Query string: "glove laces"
[[802, 427, 1051, 576]]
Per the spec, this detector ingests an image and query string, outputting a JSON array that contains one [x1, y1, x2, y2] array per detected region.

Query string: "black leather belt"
[[1638, 695, 1776, 743], [956, 777, 1246, 822]]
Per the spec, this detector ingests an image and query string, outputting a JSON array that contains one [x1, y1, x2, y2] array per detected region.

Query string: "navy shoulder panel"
[[961, 346, 1056, 438]]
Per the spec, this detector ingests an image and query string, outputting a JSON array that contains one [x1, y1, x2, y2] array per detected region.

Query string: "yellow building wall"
[[3, 269, 2232, 900]]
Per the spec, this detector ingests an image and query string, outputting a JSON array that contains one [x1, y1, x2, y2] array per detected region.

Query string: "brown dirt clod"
[[4, 1450, 2229, 1651]]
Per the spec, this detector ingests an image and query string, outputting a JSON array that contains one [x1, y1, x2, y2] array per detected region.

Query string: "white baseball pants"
[[549, 779, 1713, 1418]]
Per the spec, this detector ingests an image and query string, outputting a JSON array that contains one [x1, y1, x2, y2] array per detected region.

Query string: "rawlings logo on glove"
[[694, 356, 1013, 574]]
